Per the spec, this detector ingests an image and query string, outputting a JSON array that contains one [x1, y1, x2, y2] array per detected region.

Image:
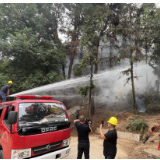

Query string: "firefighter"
[[44, 107, 57, 118], [0, 81, 13, 102], [100, 117, 118, 159]]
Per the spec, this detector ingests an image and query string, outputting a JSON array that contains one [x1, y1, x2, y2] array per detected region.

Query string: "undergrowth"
[[126, 116, 148, 134]]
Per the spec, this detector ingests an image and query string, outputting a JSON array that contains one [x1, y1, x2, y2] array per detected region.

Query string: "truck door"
[[1, 105, 15, 159], [0, 105, 6, 143]]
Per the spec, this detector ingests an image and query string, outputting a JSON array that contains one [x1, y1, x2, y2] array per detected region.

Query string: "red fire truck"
[[0, 95, 71, 159]]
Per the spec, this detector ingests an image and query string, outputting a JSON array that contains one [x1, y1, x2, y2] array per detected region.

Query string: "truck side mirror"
[[8, 111, 17, 124], [76, 110, 79, 119]]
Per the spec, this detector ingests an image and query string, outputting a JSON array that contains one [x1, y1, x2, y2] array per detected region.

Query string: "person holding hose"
[[100, 117, 118, 159], [0, 81, 13, 102]]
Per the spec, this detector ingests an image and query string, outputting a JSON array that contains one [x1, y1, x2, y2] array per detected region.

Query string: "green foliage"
[[140, 86, 160, 113], [147, 104, 160, 113], [73, 54, 91, 76], [0, 4, 66, 95], [75, 54, 96, 97], [126, 116, 148, 134], [0, 60, 10, 87], [78, 79, 95, 97], [79, 86, 90, 97], [1, 28, 65, 68], [141, 4, 159, 43], [0, 3, 160, 105], [81, 4, 110, 49]]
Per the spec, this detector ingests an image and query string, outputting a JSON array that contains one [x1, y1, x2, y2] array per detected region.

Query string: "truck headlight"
[[62, 138, 71, 147], [11, 148, 31, 159]]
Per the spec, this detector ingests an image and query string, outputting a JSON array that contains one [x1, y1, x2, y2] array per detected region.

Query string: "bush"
[[126, 116, 148, 134], [147, 104, 160, 113]]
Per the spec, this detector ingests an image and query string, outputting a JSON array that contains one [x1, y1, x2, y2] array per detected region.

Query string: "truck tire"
[[0, 150, 3, 159]]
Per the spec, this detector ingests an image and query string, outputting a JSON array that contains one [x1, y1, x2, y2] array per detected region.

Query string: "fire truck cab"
[[0, 95, 71, 159]]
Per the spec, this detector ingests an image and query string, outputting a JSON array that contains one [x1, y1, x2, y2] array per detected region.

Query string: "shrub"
[[126, 116, 148, 134], [147, 104, 160, 113]]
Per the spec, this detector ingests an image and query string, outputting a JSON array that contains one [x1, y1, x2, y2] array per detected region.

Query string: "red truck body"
[[0, 95, 71, 159]]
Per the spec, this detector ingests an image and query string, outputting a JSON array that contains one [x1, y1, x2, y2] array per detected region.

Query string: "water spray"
[[10, 61, 157, 112]]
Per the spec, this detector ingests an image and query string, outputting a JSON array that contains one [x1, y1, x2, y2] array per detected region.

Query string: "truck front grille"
[[32, 141, 62, 155]]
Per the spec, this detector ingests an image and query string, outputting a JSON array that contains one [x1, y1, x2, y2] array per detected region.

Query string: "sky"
[[156, 3, 160, 7]]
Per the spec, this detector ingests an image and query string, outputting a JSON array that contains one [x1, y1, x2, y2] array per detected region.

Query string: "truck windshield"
[[18, 102, 67, 127]]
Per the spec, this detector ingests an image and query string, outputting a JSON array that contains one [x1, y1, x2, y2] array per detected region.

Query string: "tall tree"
[[0, 28, 65, 92], [81, 4, 111, 74], [149, 44, 160, 94], [118, 4, 144, 114], [0, 4, 66, 93], [76, 54, 95, 119], [61, 4, 84, 79], [140, 3, 156, 64], [142, 4, 160, 94]]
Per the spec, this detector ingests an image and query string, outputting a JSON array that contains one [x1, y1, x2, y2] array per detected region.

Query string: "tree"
[[61, 4, 84, 79], [141, 4, 160, 94], [140, 3, 157, 64], [149, 44, 160, 94], [0, 3, 39, 39], [118, 4, 144, 114], [0, 59, 9, 88], [81, 4, 111, 74], [0, 4, 66, 94], [75, 54, 95, 119]]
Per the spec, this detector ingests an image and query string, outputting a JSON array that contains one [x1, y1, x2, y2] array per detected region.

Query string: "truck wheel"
[[0, 150, 3, 159]]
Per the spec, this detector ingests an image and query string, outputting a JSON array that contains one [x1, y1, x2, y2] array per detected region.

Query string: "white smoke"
[[10, 60, 157, 110], [96, 60, 157, 106]]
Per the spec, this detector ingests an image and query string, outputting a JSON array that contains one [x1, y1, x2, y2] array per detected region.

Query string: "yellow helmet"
[[49, 107, 57, 112], [108, 117, 118, 126], [8, 81, 13, 84]]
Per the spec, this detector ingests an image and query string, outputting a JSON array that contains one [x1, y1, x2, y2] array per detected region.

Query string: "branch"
[[121, 68, 132, 76]]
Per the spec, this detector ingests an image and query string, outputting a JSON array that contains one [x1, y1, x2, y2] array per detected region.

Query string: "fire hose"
[[143, 124, 160, 143]]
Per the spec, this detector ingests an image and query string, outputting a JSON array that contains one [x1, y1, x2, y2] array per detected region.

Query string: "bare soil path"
[[65, 135, 129, 159]]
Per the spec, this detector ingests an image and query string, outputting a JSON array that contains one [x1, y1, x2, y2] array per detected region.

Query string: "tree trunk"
[[109, 39, 112, 68], [89, 86, 92, 119], [62, 64, 65, 79], [89, 61, 93, 119], [67, 14, 79, 79], [94, 46, 99, 74], [145, 41, 148, 64], [157, 75, 160, 95], [130, 53, 137, 114], [68, 53, 75, 79], [94, 60, 98, 74], [91, 93, 95, 115], [63, 90, 68, 108], [146, 71, 148, 89]]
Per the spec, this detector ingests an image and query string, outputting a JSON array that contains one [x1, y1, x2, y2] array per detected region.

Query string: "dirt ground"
[[67, 107, 160, 159], [70, 107, 160, 136], [65, 134, 127, 159], [65, 134, 153, 159]]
